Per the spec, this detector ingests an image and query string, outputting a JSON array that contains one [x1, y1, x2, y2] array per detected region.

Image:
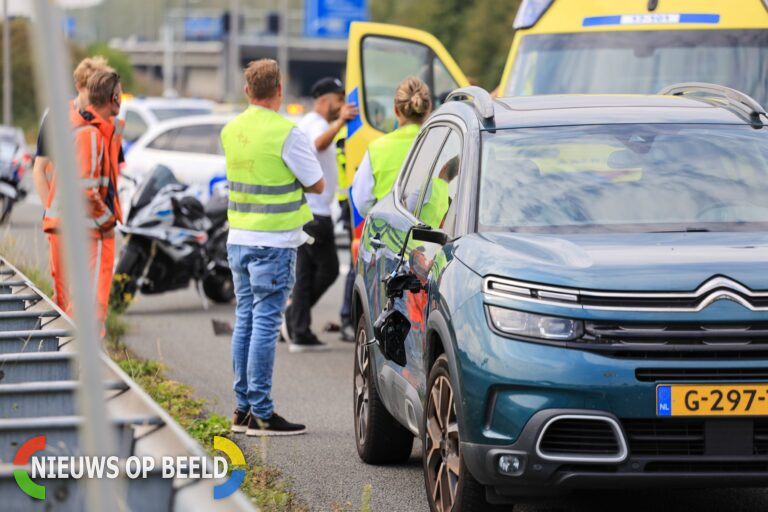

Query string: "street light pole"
[[29, 1, 118, 510], [278, 0, 289, 98], [228, 0, 240, 103], [2, 0, 11, 125]]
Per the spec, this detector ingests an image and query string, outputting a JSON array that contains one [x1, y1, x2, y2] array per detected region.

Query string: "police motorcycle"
[[0, 137, 28, 224], [110, 165, 233, 312]]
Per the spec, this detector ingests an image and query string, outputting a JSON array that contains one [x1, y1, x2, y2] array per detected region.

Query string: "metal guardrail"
[[0, 257, 257, 512]]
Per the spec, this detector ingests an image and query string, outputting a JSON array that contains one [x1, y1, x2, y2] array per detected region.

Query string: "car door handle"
[[369, 235, 384, 249]]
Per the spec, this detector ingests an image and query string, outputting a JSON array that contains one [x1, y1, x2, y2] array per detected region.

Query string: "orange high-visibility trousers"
[[47, 231, 115, 330], [47, 233, 69, 311]]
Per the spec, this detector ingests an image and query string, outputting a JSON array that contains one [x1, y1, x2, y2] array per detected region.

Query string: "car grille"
[[539, 418, 620, 456], [622, 419, 705, 456], [756, 422, 768, 455], [635, 368, 768, 382], [622, 419, 768, 457], [579, 322, 768, 360]]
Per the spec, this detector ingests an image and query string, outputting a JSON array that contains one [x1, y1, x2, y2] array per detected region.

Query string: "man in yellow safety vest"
[[221, 59, 324, 437]]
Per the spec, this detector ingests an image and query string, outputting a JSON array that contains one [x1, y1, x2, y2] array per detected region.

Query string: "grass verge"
[[104, 321, 309, 512]]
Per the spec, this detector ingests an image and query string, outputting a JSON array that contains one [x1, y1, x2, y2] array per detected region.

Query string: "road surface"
[[5, 190, 768, 511]]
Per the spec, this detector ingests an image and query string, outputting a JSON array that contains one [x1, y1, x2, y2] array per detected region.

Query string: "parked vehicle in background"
[[120, 96, 216, 152], [353, 84, 768, 511], [110, 165, 233, 313], [118, 114, 232, 215], [0, 126, 31, 224]]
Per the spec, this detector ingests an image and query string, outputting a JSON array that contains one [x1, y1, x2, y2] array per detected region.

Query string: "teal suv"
[[351, 84, 768, 511]]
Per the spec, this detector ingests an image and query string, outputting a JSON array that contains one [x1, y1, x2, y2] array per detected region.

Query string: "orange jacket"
[[43, 106, 124, 234]]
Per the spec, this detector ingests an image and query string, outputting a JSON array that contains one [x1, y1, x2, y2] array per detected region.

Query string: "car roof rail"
[[445, 86, 495, 121], [658, 82, 767, 127]]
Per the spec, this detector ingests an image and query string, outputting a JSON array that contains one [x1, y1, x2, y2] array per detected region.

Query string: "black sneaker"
[[246, 412, 307, 436], [288, 337, 329, 353], [231, 409, 251, 434]]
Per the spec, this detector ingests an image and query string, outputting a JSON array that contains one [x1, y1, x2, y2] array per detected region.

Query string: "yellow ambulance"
[[345, 0, 768, 188]]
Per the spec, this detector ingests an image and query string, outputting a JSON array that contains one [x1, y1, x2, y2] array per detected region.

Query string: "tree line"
[[372, 0, 523, 90]]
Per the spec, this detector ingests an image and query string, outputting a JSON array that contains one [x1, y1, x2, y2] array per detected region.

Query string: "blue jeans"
[[228, 244, 296, 419]]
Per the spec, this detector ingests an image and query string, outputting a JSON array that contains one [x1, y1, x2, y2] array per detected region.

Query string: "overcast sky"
[[5, 0, 103, 17]]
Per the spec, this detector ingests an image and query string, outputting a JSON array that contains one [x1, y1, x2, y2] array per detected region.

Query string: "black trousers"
[[339, 199, 355, 323], [288, 215, 339, 343]]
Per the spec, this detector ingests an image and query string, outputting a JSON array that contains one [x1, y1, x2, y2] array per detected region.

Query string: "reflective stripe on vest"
[[221, 107, 312, 232], [368, 124, 420, 201]]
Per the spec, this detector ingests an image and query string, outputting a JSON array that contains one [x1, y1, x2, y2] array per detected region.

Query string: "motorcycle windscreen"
[[132, 165, 182, 214]]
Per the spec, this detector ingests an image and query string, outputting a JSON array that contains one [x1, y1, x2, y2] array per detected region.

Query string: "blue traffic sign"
[[184, 17, 224, 41], [304, 0, 368, 39]]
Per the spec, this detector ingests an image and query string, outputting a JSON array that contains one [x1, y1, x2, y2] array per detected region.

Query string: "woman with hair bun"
[[351, 77, 432, 216]]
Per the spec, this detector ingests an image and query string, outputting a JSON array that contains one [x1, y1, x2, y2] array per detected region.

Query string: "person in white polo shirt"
[[284, 77, 357, 352]]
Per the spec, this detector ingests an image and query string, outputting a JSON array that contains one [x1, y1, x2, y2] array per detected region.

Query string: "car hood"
[[454, 232, 768, 291]]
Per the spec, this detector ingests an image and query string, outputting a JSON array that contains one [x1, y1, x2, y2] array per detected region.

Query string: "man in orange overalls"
[[32, 57, 127, 313], [43, 70, 124, 330]]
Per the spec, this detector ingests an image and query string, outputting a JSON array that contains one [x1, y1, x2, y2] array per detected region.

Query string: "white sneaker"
[[279, 319, 292, 343], [288, 339, 330, 353]]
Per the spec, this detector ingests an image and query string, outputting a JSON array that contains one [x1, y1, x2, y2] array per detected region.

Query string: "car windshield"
[[505, 30, 768, 105], [479, 124, 768, 234], [149, 107, 212, 122]]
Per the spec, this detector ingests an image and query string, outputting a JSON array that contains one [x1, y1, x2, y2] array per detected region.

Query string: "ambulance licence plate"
[[657, 384, 768, 417]]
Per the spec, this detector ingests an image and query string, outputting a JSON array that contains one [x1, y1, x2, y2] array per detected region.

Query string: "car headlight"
[[487, 305, 583, 341]]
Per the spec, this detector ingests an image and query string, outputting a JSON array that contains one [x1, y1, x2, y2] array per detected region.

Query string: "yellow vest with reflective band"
[[419, 177, 450, 229], [221, 106, 313, 232], [368, 123, 420, 201], [335, 125, 347, 201]]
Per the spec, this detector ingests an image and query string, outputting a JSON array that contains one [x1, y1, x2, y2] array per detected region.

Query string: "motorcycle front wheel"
[[110, 237, 150, 313]]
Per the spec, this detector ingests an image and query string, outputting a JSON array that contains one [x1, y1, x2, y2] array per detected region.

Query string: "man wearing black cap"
[[285, 77, 357, 352]]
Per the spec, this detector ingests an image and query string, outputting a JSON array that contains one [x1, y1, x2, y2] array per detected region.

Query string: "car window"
[[146, 128, 179, 151], [361, 36, 460, 133], [399, 126, 448, 215], [432, 57, 460, 109], [150, 108, 212, 121], [123, 110, 149, 143], [170, 124, 221, 154], [415, 130, 462, 231]]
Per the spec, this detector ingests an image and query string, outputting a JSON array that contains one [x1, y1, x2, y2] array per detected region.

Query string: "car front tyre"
[[424, 355, 505, 512], [353, 313, 414, 464]]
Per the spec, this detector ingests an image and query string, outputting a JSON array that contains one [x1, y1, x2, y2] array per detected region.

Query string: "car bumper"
[[462, 407, 768, 503]]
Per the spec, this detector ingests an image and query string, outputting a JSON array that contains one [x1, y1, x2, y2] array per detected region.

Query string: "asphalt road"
[[5, 190, 768, 511]]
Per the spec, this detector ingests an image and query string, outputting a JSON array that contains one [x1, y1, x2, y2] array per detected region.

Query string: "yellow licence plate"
[[657, 384, 768, 417]]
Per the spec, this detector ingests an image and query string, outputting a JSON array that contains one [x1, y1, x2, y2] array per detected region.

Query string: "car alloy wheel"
[[425, 374, 460, 512], [354, 322, 370, 447]]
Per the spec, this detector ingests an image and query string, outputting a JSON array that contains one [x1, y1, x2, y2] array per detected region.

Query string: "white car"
[[120, 114, 233, 214], [120, 97, 216, 151]]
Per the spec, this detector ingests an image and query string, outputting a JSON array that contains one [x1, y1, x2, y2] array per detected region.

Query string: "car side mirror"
[[412, 226, 448, 246]]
